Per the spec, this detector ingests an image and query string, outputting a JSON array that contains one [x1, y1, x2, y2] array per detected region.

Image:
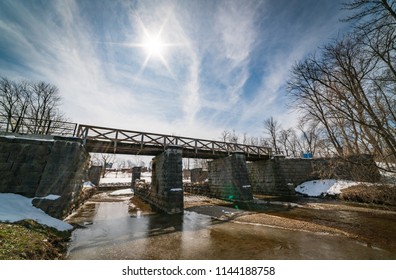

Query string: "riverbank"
[[0, 220, 71, 260], [337, 183, 396, 206], [184, 189, 396, 253], [1, 183, 396, 259], [66, 190, 396, 259]]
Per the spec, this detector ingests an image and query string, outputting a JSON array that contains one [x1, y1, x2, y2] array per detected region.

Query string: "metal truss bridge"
[[0, 116, 272, 161], [76, 124, 271, 161]]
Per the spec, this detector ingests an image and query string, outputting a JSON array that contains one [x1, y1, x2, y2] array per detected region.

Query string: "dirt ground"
[[338, 183, 396, 206], [183, 185, 396, 252], [184, 194, 354, 236]]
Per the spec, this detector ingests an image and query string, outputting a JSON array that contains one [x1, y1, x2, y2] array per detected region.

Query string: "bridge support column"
[[137, 145, 183, 214], [131, 166, 141, 189], [208, 152, 253, 201]]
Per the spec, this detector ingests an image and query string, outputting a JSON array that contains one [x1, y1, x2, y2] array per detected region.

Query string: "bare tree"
[[288, 33, 396, 171], [26, 81, 65, 134], [344, 0, 396, 168], [297, 120, 321, 157], [193, 158, 208, 170], [343, 0, 396, 33], [220, 130, 230, 142], [220, 129, 240, 143], [263, 116, 281, 154], [91, 153, 116, 178], [229, 129, 239, 144], [0, 77, 30, 133], [279, 128, 300, 157], [249, 136, 259, 146], [0, 77, 68, 135], [278, 129, 290, 157], [288, 55, 345, 156], [287, 0, 396, 169]]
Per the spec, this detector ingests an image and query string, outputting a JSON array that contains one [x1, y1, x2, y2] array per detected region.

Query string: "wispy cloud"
[[236, 0, 349, 131], [0, 0, 123, 124], [198, 1, 260, 109], [0, 0, 352, 140]]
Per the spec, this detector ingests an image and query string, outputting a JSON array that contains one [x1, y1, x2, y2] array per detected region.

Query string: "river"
[[65, 192, 396, 260]]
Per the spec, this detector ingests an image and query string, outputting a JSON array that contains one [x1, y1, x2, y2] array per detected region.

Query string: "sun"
[[137, 29, 175, 76], [129, 12, 179, 76], [143, 34, 165, 58]]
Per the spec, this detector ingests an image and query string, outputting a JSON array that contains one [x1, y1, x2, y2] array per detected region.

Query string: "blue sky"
[[0, 0, 352, 141]]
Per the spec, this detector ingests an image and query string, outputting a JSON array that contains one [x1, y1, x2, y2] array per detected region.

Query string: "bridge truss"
[[76, 124, 272, 161], [1, 115, 272, 160]]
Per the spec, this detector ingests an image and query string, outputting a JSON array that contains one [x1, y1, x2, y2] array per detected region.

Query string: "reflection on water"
[[66, 195, 396, 260]]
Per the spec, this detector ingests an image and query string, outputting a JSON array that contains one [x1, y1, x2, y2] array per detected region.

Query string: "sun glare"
[[136, 29, 175, 77], [143, 35, 164, 57], [131, 13, 178, 77]]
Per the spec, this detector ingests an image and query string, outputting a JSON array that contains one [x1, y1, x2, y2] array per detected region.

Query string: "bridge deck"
[[77, 124, 271, 161]]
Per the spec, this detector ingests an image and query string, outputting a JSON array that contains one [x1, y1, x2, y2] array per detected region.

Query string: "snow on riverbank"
[[0, 193, 73, 231], [109, 188, 134, 196], [99, 171, 152, 184], [0, 176, 366, 232], [295, 179, 359, 197]]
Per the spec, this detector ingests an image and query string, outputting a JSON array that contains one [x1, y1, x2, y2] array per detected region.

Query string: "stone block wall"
[[141, 146, 183, 214], [247, 158, 313, 195], [208, 153, 253, 201], [183, 182, 211, 196], [190, 168, 208, 183], [0, 135, 91, 219], [247, 154, 381, 195], [88, 165, 102, 186], [0, 138, 49, 196], [131, 166, 142, 188]]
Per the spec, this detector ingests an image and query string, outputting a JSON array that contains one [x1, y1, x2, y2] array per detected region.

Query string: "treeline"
[[220, 117, 322, 159], [287, 0, 396, 171], [0, 77, 69, 135]]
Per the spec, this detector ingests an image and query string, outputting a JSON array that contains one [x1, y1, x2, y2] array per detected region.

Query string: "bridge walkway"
[[76, 124, 272, 161], [0, 116, 272, 161]]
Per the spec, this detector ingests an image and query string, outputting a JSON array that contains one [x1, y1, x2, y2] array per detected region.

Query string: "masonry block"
[[0, 135, 92, 219], [247, 158, 310, 195], [208, 152, 253, 201], [131, 166, 141, 188], [0, 152, 9, 162], [137, 146, 183, 214], [88, 166, 102, 186], [247, 155, 381, 196], [190, 168, 208, 183], [0, 162, 13, 171]]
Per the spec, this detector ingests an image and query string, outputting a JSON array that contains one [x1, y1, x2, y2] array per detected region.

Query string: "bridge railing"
[[76, 124, 272, 158], [0, 115, 78, 137]]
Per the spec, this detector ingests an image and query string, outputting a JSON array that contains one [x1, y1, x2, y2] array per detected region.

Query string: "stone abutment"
[[208, 152, 253, 201], [0, 135, 94, 219], [135, 146, 184, 214]]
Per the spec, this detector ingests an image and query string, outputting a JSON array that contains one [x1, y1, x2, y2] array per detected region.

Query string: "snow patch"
[[4, 135, 55, 142], [100, 176, 132, 184], [109, 188, 134, 196], [100, 171, 152, 184], [83, 181, 95, 188], [295, 179, 359, 197], [0, 193, 73, 231], [38, 194, 60, 200]]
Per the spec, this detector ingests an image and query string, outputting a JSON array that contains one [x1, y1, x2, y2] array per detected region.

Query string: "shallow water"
[[66, 195, 396, 260]]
